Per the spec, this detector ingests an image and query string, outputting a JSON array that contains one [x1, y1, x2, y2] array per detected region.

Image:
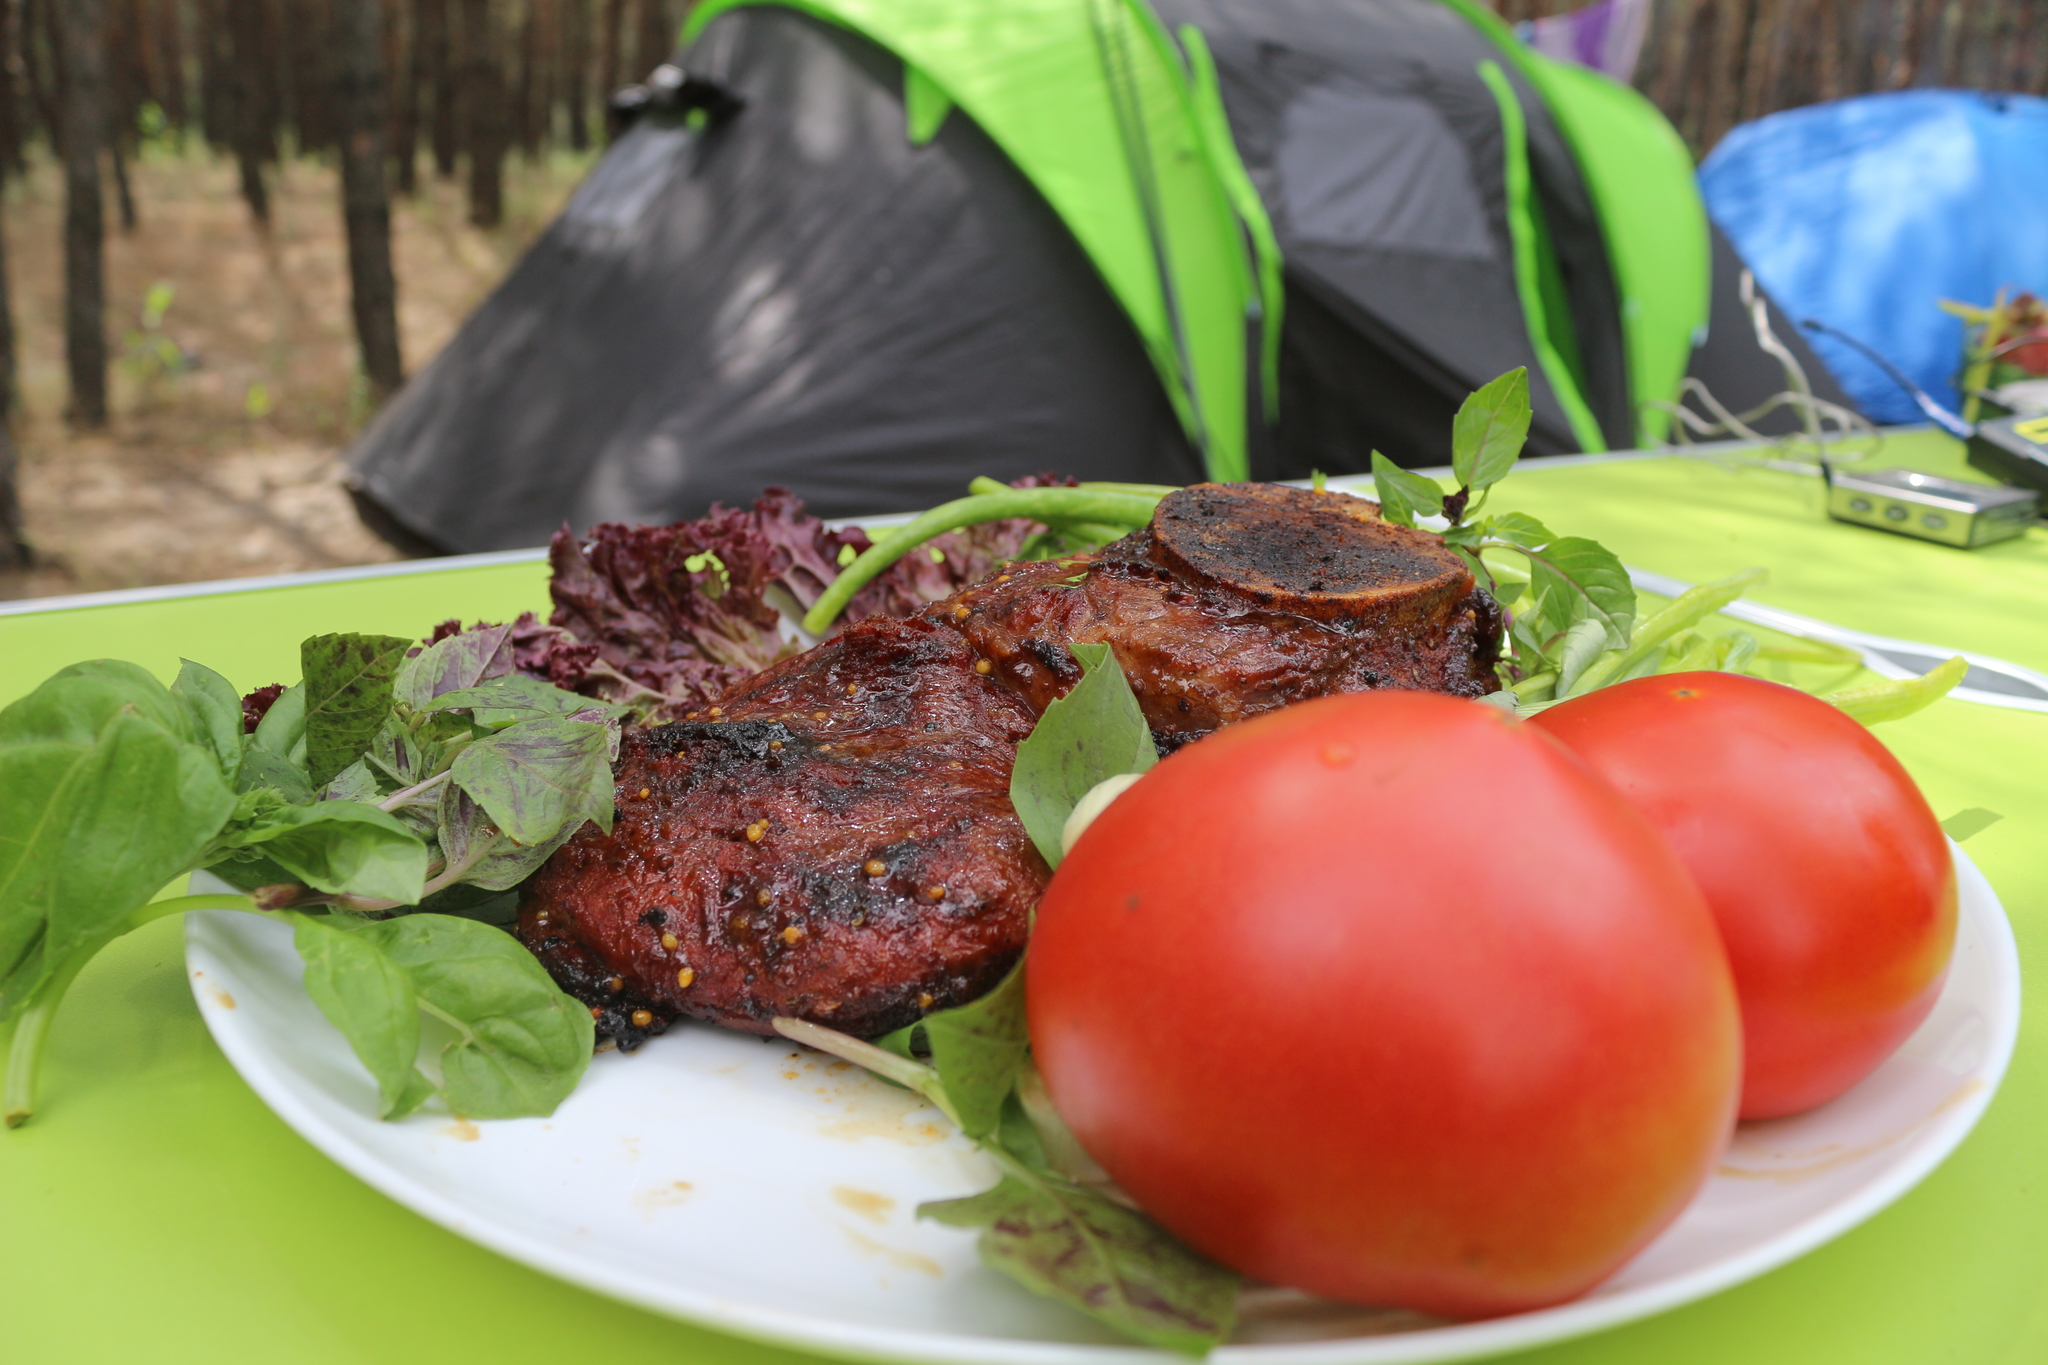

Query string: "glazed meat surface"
[[519, 484, 1499, 1043], [518, 614, 1045, 1043], [949, 483, 1499, 737]]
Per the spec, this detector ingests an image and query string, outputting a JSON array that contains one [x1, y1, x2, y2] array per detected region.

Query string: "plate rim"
[[184, 842, 2021, 1365]]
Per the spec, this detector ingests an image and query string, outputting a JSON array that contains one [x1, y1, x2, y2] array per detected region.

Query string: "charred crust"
[[1024, 637, 1081, 682], [1149, 482, 1470, 620], [640, 720, 802, 761], [515, 908, 677, 1052]]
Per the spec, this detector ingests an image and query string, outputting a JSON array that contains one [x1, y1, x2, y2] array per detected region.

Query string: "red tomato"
[[1028, 692, 1740, 1320], [1530, 672, 1955, 1121]]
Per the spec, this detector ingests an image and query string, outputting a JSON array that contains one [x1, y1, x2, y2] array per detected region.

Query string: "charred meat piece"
[[521, 483, 1499, 1044], [948, 483, 1499, 736], [517, 614, 1045, 1043]]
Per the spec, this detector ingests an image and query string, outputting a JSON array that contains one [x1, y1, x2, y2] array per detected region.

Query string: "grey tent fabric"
[[1681, 223, 1860, 438], [1158, 0, 1633, 472], [347, 6, 1200, 554], [347, 0, 1680, 555]]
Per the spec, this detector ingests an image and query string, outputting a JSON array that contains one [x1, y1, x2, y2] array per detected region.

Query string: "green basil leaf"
[[917, 961, 1027, 1141], [224, 802, 429, 904], [922, 1173, 1238, 1355], [0, 707, 236, 1020], [421, 674, 609, 721], [872, 1023, 924, 1063], [250, 682, 306, 759], [301, 634, 411, 789], [171, 660, 246, 781], [1369, 451, 1443, 529], [1523, 536, 1636, 650], [1509, 612, 1557, 670], [412, 883, 522, 925], [1552, 618, 1612, 695], [449, 715, 616, 849], [235, 746, 316, 803], [203, 851, 302, 893], [1450, 367, 1531, 492], [1485, 510, 1553, 550], [0, 659, 190, 747], [320, 758, 385, 804], [394, 624, 517, 709], [1492, 578, 1526, 607], [995, 1088, 1051, 1173], [1009, 643, 1155, 867], [1439, 521, 1485, 548], [364, 915, 595, 1119], [361, 712, 439, 787], [434, 782, 585, 892], [290, 912, 435, 1119]]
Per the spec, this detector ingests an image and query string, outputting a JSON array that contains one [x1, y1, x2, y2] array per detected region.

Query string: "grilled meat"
[[949, 482, 1499, 738], [518, 484, 1499, 1044], [518, 614, 1044, 1043]]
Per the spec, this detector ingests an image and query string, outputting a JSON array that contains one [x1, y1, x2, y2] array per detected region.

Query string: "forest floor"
[[0, 146, 591, 602]]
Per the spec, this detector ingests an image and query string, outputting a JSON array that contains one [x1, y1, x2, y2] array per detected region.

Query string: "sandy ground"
[[0, 147, 590, 602]]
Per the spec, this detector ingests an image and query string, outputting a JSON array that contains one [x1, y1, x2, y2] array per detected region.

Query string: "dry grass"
[[0, 145, 592, 601]]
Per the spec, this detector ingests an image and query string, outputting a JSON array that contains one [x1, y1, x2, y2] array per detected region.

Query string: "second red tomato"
[[1531, 672, 1956, 1120]]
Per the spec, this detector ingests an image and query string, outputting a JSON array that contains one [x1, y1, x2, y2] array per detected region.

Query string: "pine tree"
[[335, 0, 404, 401], [60, 0, 108, 427]]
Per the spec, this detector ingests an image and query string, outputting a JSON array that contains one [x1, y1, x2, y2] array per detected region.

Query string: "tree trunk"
[[60, 0, 107, 428], [0, 0, 25, 177], [335, 0, 404, 403], [513, 0, 537, 162], [0, 180, 22, 566], [197, 0, 228, 147], [110, 135, 137, 232], [599, 0, 623, 104], [564, 0, 588, 150], [287, 0, 334, 154], [155, 0, 187, 131], [0, 185, 25, 564], [390, 0, 419, 194], [227, 0, 270, 225], [0, 424, 27, 570], [26, 0, 60, 154], [420, 0, 454, 178], [461, 0, 503, 227], [634, 0, 673, 76], [0, 171, 15, 420]]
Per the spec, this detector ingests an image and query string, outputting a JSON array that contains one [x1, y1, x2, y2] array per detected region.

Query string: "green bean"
[[1567, 569, 1767, 697], [1827, 656, 1966, 725], [803, 488, 1166, 635]]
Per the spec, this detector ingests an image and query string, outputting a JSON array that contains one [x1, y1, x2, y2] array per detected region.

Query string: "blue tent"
[[1699, 91, 2048, 424]]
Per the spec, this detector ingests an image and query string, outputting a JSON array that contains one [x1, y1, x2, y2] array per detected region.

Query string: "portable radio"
[[1795, 320, 2044, 547], [1826, 467, 2039, 548]]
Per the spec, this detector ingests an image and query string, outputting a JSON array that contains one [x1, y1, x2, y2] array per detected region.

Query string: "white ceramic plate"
[[186, 845, 2019, 1365]]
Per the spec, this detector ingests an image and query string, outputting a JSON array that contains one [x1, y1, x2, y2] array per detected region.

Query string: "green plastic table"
[[4, 440, 2045, 1365]]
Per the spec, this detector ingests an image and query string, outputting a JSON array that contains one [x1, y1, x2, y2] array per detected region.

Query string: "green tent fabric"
[[1438, 0, 1710, 446], [344, 0, 1723, 552], [685, 0, 1708, 469], [686, 0, 1268, 482]]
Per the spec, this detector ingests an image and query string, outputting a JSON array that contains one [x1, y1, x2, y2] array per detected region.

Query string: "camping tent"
[[347, 0, 1792, 555]]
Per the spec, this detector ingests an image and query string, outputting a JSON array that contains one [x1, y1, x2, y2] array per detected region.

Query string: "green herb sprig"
[[1374, 369, 1962, 721], [1, 624, 616, 1128]]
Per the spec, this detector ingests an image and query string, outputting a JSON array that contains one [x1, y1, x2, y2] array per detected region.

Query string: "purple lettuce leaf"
[[532, 482, 1065, 722]]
